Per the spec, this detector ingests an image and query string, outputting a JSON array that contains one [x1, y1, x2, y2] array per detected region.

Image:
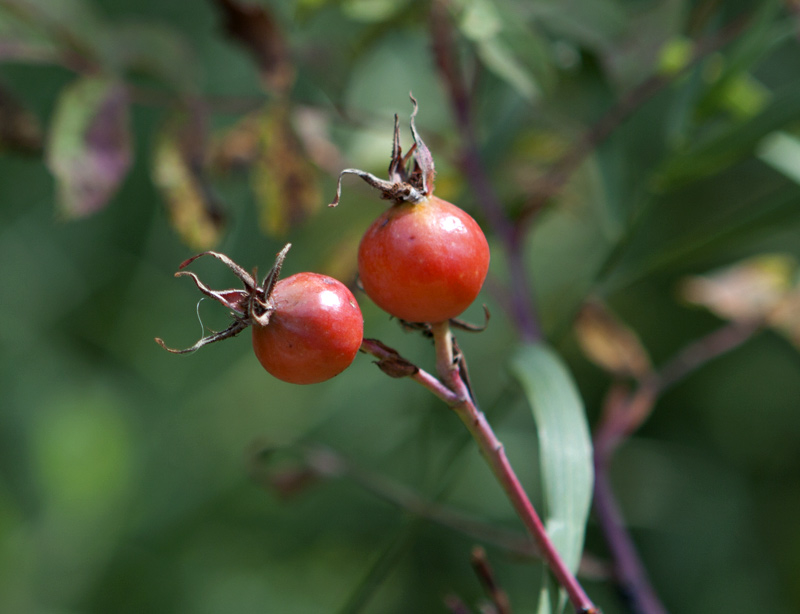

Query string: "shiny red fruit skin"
[[252, 273, 363, 384], [358, 195, 490, 323]]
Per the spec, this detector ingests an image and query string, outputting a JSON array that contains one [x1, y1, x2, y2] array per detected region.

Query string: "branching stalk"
[[364, 323, 600, 613]]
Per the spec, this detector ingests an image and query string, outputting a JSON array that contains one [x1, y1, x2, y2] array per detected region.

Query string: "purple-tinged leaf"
[[46, 76, 131, 217]]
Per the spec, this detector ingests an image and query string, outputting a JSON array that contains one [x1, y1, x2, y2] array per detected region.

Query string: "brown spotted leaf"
[[682, 254, 800, 350], [152, 109, 225, 249], [46, 76, 131, 217], [770, 290, 800, 349], [252, 103, 319, 236]]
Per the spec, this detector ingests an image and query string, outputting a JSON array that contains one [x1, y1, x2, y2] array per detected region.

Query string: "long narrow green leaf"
[[510, 343, 593, 613]]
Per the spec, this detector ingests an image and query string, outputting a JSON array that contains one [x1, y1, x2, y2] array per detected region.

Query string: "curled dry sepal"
[[398, 306, 491, 336], [155, 243, 291, 353], [360, 338, 419, 378], [329, 93, 436, 207]]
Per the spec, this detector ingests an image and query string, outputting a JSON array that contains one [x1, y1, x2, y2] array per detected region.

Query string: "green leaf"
[[476, 38, 540, 102], [0, 4, 61, 61], [46, 76, 132, 217], [757, 131, 800, 186], [527, 0, 627, 52], [456, 0, 540, 102], [655, 83, 800, 188], [510, 343, 593, 613]]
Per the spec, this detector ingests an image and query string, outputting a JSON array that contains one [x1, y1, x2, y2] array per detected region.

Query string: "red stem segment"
[[362, 328, 598, 612], [429, 322, 599, 614]]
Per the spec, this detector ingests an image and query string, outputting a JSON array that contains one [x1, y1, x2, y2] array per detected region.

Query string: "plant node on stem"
[[362, 323, 600, 613]]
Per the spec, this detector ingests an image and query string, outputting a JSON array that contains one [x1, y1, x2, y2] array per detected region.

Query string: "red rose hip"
[[358, 195, 490, 323], [252, 273, 363, 384]]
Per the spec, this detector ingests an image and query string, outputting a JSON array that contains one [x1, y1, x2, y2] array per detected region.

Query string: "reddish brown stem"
[[592, 319, 760, 613], [592, 468, 667, 614], [363, 326, 598, 612], [430, 322, 599, 614], [471, 546, 512, 614]]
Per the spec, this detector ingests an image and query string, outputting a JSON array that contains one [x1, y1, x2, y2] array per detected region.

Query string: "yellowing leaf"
[[209, 112, 261, 173], [770, 291, 800, 349], [575, 299, 652, 379], [682, 254, 796, 323], [152, 114, 224, 250], [252, 103, 320, 236]]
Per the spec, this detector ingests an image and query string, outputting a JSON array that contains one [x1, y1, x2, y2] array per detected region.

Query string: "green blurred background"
[[1, 0, 800, 612]]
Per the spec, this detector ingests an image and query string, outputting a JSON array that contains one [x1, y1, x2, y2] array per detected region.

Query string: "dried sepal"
[[388, 114, 403, 182], [328, 168, 419, 208], [451, 306, 491, 333], [156, 243, 292, 353], [179, 250, 257, 292], [155, 320, 247, 354], [327, 97, 435, 207], [174, 270, 249, 316], [408, 93, 435, 196], [396, 306, 490, 336], [361, 338, 420, 378], [254, 242, 292, 326]]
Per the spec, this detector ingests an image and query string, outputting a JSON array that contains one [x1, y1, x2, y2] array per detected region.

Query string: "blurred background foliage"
[[1, 0, 800, 612]]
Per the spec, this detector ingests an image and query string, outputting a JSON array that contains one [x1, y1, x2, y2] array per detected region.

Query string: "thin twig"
[[429, 322, 599, 614], [363, 327, 598, 612], [471, 546, 513, 614], [592, 468, 667, 614], [592, 319, 761, 614], [295, 444, 543, 560]]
